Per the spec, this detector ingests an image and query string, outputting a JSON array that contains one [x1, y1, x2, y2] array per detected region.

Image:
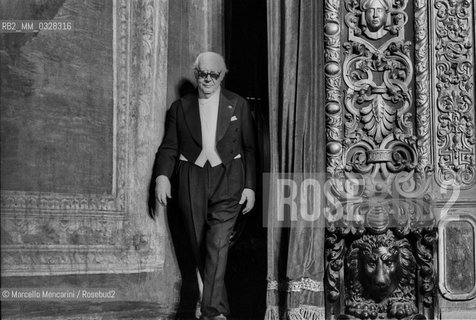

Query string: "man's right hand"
[[155, 175, 171, 206]]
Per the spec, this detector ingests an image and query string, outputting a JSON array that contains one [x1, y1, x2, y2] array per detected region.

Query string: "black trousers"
[[176, 159, 244, 317]]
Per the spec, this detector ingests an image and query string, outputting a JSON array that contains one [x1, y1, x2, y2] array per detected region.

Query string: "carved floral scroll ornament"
[[434, 0, 475, 188]]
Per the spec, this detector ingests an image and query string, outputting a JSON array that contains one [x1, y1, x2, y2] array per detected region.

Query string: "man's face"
[[195, 55, 225, 98], [365, 0, 387, 32]]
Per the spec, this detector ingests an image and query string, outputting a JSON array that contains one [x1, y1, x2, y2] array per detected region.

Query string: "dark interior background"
[[224, 0, 269, 318]]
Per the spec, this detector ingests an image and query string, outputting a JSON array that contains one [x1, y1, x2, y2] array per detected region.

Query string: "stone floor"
[[1, 301, 171, 320], [2, 300, 264, 319], [1, 195, 266, 320]]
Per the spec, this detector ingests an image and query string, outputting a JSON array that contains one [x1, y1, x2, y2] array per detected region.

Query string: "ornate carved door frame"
[[323, 0, 476, 319]]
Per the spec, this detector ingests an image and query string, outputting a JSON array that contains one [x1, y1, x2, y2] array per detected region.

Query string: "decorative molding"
[[0, 192, 123, 213], [324, 227, 345, 303], [438, 215, 476, 301], [414, 227, 437, 311], [327, 0, 431, 212], [341, 0, 416, 189], [323, 0, 434, 223], [324, 1, 437, 319], [0, 0, 129, 214], [1, 214, 127, 247], [115, 0, 130, 209], [324, 0, 344, 177], [0, 204, 163, 276], [1, 0, 168, 276], [414, 0, 433, 176], [1, 245, 163, 276], [433, 0, 476, 188], [131, 0, 155, 98]]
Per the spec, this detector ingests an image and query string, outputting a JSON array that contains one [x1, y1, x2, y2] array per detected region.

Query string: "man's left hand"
[[239, 188, 255, 214]]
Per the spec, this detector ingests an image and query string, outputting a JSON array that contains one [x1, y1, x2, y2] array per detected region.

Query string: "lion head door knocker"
[[346, 231, 418, 319]]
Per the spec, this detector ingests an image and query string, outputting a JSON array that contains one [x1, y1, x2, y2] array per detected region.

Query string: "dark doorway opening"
[[224, 0, 269, 319]]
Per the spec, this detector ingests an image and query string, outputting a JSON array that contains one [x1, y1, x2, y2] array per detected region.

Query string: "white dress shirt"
[[195, 88, 222, 167]]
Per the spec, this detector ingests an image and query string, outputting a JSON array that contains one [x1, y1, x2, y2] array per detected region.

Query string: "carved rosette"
[[434, 0, 476, 188]]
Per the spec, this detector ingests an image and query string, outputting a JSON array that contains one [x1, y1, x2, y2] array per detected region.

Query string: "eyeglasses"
[[196, 70, 221, 80]]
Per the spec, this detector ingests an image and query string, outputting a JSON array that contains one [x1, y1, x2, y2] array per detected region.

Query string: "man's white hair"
[[193, 51, 228, 73]]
